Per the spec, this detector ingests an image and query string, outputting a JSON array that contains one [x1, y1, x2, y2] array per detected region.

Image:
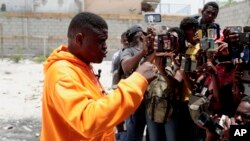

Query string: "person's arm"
[[46, 62, 156, 138], [223, 28, 239, 43], [211, 74, 220, 105], [121, 49, 146, 74], [206, 62, 221, 107], [121, 32, 155, 74], [205, 116, 233, 141]]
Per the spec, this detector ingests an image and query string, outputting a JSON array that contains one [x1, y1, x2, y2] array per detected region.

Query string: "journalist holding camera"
[[144, 2, 250, 141], [144, 16, 215, 141], [144, 26, 188, 141], [194, 2, 220, 40], [119, 25, 156, 141], [116, 2, 250, 141], [143, 16, 223, 141], [204, 95, 250, 141], [197, 58, 250, 141]]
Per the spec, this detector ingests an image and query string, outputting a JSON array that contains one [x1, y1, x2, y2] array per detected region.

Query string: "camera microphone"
[[95, 69, 102, 79], [98, 69, 101, 78]]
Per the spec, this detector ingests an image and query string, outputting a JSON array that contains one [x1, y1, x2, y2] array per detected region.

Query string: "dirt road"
[[0, 59, 112, 141]]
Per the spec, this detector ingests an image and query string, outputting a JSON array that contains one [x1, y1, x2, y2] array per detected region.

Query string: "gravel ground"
[[0, 59, 112, 141]]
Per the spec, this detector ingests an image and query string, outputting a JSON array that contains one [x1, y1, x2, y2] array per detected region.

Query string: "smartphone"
[[144, 13, 161, 23], [207, 28, 217, 39], [200, 38, 214, 50]]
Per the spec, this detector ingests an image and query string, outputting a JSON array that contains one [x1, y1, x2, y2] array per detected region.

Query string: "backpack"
[[145, 74, 176, 123]]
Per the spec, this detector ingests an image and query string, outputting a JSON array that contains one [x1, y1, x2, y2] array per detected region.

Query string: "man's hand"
[[223, 28, 240, 43], [220, 117, 238, 141], [216, 41, 229, 56], [142, 27, 156, 56], [205, 62, 217, 75], [136, 62, 157, 83], [205, 115, 235, 141]]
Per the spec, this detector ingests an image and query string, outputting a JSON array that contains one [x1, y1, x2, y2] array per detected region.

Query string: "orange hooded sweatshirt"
[[40, 45, 148, 141]]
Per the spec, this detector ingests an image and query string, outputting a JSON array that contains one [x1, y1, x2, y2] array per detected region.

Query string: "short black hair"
[[241, 95, 250, 104], [203, 1, 219, 12], [180, 17, 199, 31], [67, 12, 108, 39]]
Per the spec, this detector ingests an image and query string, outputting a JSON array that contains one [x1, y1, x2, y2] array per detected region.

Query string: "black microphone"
[[97, 69, 101, 79]]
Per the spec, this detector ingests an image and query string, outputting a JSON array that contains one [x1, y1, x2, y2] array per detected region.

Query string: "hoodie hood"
[[44, 45, 87, 73]]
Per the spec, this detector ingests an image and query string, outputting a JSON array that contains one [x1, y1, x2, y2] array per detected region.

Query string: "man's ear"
[[75, 33, 84, 46]]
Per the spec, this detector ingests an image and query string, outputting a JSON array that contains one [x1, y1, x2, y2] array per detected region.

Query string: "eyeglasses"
[[235, 111, 250, 119]]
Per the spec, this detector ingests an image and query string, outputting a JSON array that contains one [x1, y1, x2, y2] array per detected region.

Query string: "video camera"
[[144, 13, 179, 53], [199, 22, 221, 55], [227, 26, 250, 45], [199, 25, 220, 50], [144, 13, 177, 52], [157, 32, 178, 52], [200, 23, 220, 40], [226, 26, 243, 33], [193, 27, 221, 72], [200, 38, 221, 51], [144, 13, 166, 52], [226, 26, 250, 62]]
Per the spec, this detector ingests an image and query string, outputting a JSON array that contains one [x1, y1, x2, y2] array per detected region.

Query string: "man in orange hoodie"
[[40, 12, 157, 141]]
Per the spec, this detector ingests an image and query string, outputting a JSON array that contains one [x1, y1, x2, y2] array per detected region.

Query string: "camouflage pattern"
[[145, 74, 176, 123]]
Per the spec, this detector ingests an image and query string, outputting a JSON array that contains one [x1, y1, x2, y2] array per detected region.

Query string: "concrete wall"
[[0, 1, 249, 60], [216, 0, 250, 28], [84, 0, 142, 14], [0, 12, 184, 60]]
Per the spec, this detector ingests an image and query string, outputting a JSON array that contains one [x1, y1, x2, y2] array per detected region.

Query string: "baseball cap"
[[126, 25, 147, 39]]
